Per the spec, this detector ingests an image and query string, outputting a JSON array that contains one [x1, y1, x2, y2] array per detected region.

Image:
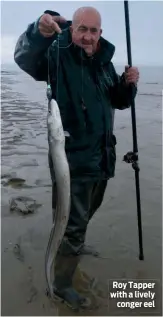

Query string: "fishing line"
[[50, 29, 116, 127], [47, 26, 80, 103], [46, 7, 114, 102], [46, 16, 118, 152], [47, 16, 97, 104]]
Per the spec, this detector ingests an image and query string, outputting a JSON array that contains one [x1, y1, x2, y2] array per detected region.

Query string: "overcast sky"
[[1, 0, 163, 66]]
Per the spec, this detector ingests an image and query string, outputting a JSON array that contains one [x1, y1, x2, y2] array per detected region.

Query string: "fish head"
[[48, 99, 62, 126], [47, 99, 65, 142]]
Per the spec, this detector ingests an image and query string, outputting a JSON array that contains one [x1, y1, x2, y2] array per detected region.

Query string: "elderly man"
[[14, 6, 139, 309]]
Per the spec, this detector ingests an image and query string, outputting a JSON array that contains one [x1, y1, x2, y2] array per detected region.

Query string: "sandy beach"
[[1, 65, 162, 316]]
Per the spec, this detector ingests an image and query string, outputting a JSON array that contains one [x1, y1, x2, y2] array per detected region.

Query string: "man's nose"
[[83, 31, 92, 41]]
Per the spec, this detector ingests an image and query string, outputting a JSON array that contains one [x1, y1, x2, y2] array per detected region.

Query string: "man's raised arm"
[[14, 11, 66, 82]]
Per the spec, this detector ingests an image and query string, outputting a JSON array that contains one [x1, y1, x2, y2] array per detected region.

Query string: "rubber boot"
[[53, 254, 91, 310], [81, 244, 99, 257]]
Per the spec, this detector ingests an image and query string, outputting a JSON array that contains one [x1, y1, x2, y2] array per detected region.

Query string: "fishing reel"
[[123, 151, 140, 172]]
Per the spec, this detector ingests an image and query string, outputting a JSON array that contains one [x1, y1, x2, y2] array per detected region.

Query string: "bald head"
[[72, 6, 101, 28], [70, 6, 102, 56]]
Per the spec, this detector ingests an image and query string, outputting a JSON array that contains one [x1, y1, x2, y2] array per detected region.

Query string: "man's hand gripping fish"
[[45, 98, 71, 298]]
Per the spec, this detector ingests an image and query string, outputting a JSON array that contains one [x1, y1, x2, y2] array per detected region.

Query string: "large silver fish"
[[45, 98, 71, 298]]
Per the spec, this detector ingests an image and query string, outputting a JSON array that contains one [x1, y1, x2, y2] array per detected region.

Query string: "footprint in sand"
[[2, 177, 26, 188], [9, 196, 42, 216]]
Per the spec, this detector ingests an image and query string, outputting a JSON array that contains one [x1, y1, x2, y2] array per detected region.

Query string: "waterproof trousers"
[[51, 178, 107, 256]]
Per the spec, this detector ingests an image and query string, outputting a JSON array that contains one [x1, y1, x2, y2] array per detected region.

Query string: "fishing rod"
[[123, 0, 144, 260]]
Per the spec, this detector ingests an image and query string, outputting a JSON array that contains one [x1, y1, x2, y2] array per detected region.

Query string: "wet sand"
[[1, 66, 162, 316]]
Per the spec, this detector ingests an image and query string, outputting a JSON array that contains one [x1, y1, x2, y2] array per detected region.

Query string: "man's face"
[[70, 11, 102, 56]]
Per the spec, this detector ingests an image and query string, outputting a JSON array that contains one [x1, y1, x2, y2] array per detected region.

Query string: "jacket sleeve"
[[14, 11, 60, 82], [109, 63, 137, 110]]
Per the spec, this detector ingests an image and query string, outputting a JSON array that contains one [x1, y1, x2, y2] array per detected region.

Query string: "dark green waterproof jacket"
[[14, 10, 137, 181]]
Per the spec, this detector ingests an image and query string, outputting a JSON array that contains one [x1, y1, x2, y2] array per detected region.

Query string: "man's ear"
[[100, 28, 102, 36], [69, 25, 73, 33]]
